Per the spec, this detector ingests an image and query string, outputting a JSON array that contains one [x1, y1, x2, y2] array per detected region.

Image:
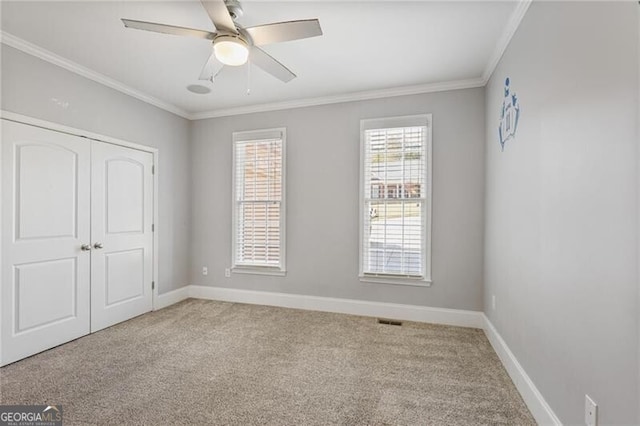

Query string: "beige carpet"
[[0, 299, 535, 425]]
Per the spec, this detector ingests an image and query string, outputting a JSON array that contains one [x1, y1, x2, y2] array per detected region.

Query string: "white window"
[[232, 128, 286, 275], [360, 115, 432, 286]]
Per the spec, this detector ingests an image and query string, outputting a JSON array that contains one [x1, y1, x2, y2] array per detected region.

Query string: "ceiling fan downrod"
[[224, 0, 243, 21]]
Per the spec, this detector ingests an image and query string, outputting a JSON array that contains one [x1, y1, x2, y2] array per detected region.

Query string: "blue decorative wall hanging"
[[498, 77, 520, 151]]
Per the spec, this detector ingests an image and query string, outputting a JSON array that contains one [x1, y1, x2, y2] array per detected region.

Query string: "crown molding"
[[481, 0, 532, 84], [0, 0, 531, 121], [0, 31, 192, 120], [190, 78, 486, 120]]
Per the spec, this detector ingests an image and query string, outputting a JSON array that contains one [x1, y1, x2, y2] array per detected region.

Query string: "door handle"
[[93, 242, 104, 250], [81, 244, 92, 251]]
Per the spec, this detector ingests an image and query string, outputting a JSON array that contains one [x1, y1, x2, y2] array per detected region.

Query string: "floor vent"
[[377, 318, 403, 326]]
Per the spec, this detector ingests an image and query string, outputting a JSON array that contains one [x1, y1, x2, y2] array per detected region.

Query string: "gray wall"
[[484, 2, 639, 424], [1, 45, 192, 295], [191, 88, 485, 311]]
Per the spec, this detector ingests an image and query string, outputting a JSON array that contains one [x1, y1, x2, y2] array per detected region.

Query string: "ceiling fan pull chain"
[[247, 58, 251, 96]]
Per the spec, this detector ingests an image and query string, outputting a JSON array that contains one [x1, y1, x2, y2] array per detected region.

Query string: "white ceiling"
[[1, 1, 521, 118]]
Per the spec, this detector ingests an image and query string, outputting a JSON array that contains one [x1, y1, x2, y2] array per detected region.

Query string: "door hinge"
[[152, 281, 155, 290], [152, 224, 155, 232], [152, 165, 155, 175]]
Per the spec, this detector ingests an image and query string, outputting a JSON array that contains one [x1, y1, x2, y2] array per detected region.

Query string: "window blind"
[[362, 125, 427, 277], [234, 136, 283, 268]]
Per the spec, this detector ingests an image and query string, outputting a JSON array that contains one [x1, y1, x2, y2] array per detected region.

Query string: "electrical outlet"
[[585, 395, 597, 426], [492, 295, 496, 311], [225, 268, 231, 278], [202, 267, 208, 276]]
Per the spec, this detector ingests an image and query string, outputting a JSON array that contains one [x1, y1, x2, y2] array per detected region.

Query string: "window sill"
[[232, 266, 287, 277], [359, 275, 432, 287]]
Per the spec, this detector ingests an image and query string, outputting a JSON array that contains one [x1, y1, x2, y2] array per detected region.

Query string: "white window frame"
[[359, 114, 432, 286], [231, 127, 286, 276]]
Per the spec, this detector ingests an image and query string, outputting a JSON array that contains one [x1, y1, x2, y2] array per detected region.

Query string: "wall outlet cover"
[[585, 394, 597, 426], [225, 268, 231, 278], [202, 267, 208, 276]]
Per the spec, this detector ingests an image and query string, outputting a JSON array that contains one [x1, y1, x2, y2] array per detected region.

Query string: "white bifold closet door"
[[90, 142, 153, 332], [1, 121, 92, 366], [1, 120, 153, 366]]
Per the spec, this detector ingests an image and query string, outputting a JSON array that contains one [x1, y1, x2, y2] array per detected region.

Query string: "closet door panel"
[[1, 120, 91, 366], [90, 141, 153, 332]]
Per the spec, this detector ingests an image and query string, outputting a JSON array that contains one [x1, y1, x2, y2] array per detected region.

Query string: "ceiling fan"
[[122, 0, 322, 84]]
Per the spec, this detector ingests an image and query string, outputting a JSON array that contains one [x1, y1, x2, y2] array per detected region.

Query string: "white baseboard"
[[482, 315, 561, 425], [155, 286, 189, 310], [188, 285, 484, 328]]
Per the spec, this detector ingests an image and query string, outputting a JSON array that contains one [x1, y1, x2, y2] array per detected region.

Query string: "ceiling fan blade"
[[200, 0, 238, 34], [250, 47, 296, 83], [199, 52, 224, 81], [121, 19, 215, 40], [245, 19, 322, 46]]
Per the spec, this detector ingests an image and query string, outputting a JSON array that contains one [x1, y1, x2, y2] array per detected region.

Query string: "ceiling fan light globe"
[[214, 37, 249, 66]]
